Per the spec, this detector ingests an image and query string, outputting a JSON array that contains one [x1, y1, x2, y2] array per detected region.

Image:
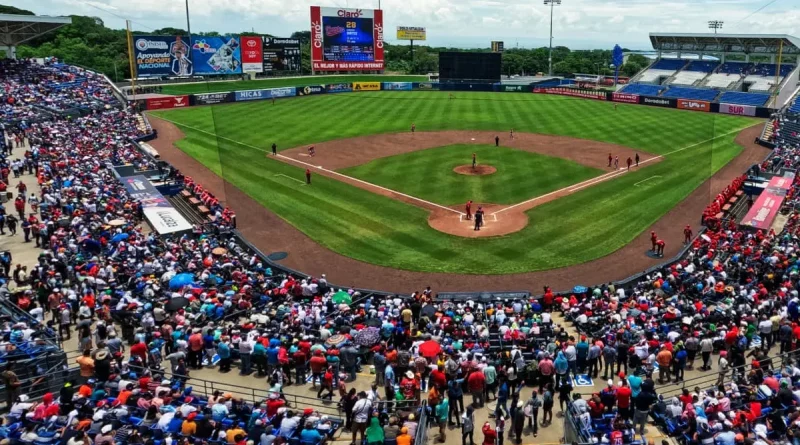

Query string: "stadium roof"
[[649, 33, 800, 55], [0, 13, 72, 47]]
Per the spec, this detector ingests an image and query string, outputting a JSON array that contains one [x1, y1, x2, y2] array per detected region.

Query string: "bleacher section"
[[671, 70, 709, 86], [718, 91, 770, 106], [650, 59, 688, 70], [745, 74, 778, 92], [637, 58, 688, 83], [718, 62, 752, 74], [790, 99, 800, 114], [661, 86, 720, 101], [704, 72, 741, 89], [618, 84, 666, 96], [685, 61, 718, 72]]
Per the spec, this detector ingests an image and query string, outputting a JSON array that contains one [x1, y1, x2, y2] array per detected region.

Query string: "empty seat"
[[718, 91, 770, 106], [618, 84, 665, 96], [661, 86, 719, 101]]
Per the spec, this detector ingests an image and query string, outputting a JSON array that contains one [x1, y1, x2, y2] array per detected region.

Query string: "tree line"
[[3, 5, 650, 81]]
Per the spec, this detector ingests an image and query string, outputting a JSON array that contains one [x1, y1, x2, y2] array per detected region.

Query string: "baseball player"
[[635, 153, 640, 167], [495, 136, 500, 147], [655, 239, 665, 256], [305, 168, 311, 185], [626, 157, 632, 171], [272, 143, 277, 156], [684, 225, 693, 244], [472, 153, 477, 170], [465, 200, 473, 220], [308, 145, 316, 157], [411, 123, 416, 133], [650, 231, 658, 252], [614, 156, 619, 170], [608, 153, 612, 167], [510, 128, 514, 139]]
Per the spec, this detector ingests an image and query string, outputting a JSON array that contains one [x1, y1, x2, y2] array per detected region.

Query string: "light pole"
[[708, 20, 723, 34], [185, 0, 192, 36], [544, 0, 561, 76]]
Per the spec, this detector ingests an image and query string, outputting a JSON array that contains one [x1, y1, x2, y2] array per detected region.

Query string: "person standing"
[[474, 207, 484, 231], [699, 334, 713, 371], [305, 168, 311, 185], [436, 394, 449, 442], [656, 346, 672, 383], [351, 392, 372, 445], [626, 157, 632, 171], [495, 136, 500, 147], [608, 153, 612, 167], [513, 400, 525, 444], [525, 392, 542, 437], [448, 374, 464, 426], [467, 366, 485, 407], [411, 123, 416, 133], [650, 231, 658, 252], [635, 153, 640, 166], [472, 153, 477, 170], [461, 406, 475, 445], [614, 156, 619, 170], [684, 225, 693, 243], [509, 129, 514, 139], [21, 219, 30, 243], [271, 143, 277, 155], [465, 200, 473, 220]]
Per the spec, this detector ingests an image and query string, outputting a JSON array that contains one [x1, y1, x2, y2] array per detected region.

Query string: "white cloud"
[[8, 0, 800, 49]]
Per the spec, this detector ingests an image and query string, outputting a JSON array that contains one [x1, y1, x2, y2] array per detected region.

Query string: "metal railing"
[[415, 400, 429, 445]]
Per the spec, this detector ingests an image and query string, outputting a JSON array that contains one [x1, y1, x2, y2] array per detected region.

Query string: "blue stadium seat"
[[618, 84, 665, 96], [650, 59, 687, 70], [661, 86, 719, 101], [718, 62, 751, 74], [718, 91, 769, 106], [789, 100, 800, 114], [685, 61, 719, 72]]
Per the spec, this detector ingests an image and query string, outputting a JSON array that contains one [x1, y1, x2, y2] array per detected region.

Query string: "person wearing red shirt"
[[266, 394, 286, 417], [130, 340, 148, 365], [293, 348, 307, 384], [430, 365, 447, 390], [615, 380, 632, 420], [400, 371, 419, 401], [650, 231, 658, 251], [467, 368, 486, 407], [309, 350, 328, 389], [188, 330, 203, 369]]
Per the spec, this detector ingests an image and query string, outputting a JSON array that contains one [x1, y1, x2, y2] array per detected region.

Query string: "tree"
[[0, 5, 34, 15], [291, 31, 311, 43], [621, 62, 642, 77], [152, 27, 188, 35]]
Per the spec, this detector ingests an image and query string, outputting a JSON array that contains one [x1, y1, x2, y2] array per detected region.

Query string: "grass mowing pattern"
[[150, 91, 756, 274], [160, 75, 428, 95], [341, 144, 603, 206]]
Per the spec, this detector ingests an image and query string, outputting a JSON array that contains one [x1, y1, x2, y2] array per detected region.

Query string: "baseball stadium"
[[2, 3, 800, 445]]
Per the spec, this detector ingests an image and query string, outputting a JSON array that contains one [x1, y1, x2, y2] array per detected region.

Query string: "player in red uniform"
[[411, 123, 416, 133], [465, 200, 473, 220], [684, 225, 693, 244], [305, 168, 311, 185], [307, 145, 315, 157], [626, 157, 632, 171], [655, 239, 665, 256], [650, 231, 658, 251], [608, 153, 612, 167]]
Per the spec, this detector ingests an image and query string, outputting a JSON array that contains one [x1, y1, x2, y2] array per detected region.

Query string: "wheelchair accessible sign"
[[573, 374, 594, 387]]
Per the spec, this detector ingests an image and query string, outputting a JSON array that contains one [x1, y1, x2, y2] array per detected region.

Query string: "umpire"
[[474, 207, 484, 231]]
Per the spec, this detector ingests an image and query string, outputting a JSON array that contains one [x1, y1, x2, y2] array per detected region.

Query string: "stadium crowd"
[[3, 57, 800, 445]]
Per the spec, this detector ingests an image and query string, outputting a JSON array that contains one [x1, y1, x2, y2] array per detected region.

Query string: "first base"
[[471, 138, 475, 141]]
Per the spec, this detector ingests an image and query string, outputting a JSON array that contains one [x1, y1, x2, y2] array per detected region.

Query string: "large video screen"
[[439, 52, 501, 83], [191, 35, 242, 75], [310, 6, 384, 71], [132, 35, 192, 78], [264, 37, 302, 72]]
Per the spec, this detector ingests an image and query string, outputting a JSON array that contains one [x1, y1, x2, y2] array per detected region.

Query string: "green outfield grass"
[[341, 144, 603, 206], [150, 91, 757, 274], [158, 75, 428, 95]]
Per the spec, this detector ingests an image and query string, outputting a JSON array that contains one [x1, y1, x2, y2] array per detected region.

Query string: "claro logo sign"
[[312, 19, 323, 49], [677, 99, 710, 112], [338, 9, 363, 17]]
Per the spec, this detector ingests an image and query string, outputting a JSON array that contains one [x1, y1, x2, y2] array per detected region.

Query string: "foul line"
[[149, 114, 464, 216], [491, 126, 746, 216], [274, 173, 306, 185], [634, 175, 662, 187]]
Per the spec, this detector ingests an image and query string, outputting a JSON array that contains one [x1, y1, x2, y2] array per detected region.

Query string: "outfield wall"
[[143, 81, 775, 120]]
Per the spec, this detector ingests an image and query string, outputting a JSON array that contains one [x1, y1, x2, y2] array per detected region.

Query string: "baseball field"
[[149, 90, 759, 276]]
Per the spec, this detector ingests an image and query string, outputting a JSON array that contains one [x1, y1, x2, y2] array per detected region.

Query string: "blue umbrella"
[[111, 233, 129, 243], [572, 285, 588, 294], [169, 273, 195, 290]]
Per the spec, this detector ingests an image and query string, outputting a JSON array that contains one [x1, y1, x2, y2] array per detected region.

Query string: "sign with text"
[[191, 35, 242, 75], [327, 83, 353, 93], [640, 96, 676, 108], [240, 36, 264, 73], [133, 35, 192, 77], [383, 82, 413, 91], [234, 87, 297, 102], [611, 92, 639, 104], [297, 85, 327, 96], [719, 103, 757, 117], [677, 99, 710, 112], [192, 92, 235, 106], [145, 95, 189, 110], [310, 6, 385, 71], [742, 188, 784, 230], [353, 81, 381, 91], [263, 37, 301, 72], [123, 175, 191, 234], [533, 87, 606, 100], [397, 26, 426, 40]]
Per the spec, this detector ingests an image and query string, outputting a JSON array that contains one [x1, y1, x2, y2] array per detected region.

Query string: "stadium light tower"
[[708, 20, 723, 34], [185, 0, 192, 35], [544, 0, 562, 76]]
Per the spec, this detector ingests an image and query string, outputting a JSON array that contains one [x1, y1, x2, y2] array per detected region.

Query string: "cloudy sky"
[[8, 0, 800, 49]]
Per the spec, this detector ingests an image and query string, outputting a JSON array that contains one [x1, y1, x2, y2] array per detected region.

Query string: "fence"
[[415, 401, 429, 445]]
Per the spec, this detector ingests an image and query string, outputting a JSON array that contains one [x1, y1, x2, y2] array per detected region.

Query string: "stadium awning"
[[649, 33, 800, 55], [0, 13, 72, 48]]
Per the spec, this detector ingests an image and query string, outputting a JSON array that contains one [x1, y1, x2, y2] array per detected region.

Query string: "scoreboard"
[[310, 6, 385, 71]]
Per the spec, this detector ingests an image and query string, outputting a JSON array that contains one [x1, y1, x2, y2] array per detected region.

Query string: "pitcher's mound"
[[454, 165, 496, 176]]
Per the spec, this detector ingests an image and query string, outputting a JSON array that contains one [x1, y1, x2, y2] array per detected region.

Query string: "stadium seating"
[[718, 61, 751, 74], [618, 83, 666, 96], [789, 99, 800, 114], [685, 60, 718, 72], [744, 74, 778, 92], [650, 58, 688, 70], [703, 72, 741, 89], [661, 86, 720, 101], [670, 70, 709, 86], [717, 91, 770, 106]]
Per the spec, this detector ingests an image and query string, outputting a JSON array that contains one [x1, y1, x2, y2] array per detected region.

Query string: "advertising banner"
[[310, 6, 385, 71], [532, 87, 606, 100], [766, 174, 794, 196], [327, 83, 353, 93], [640, 96, 676, 108], [383, 82, 413, 91], [297, 85, 327, 96], [500, 85, 527, 92], [191, 35, 242, 75], [397, 26, 426, 40], [234, 87, 297, 102], [677, 99, 710, 112], [611, 93, 639, 104], [145, 95, 189, 110], [353, 81, 381, 91], [416, 82, 440, 90], [122, 175, 192, 234], [192, 92, 235, 106], [719, 103, 757, 117], [263, 37, 301, 72], [741, 189, 784, 230], [133, 35, 192, 77], [240, 36, 264, 73]]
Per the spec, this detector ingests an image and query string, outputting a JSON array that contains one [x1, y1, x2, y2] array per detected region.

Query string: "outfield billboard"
[[397, 26, 426, 40], [416, 82, 440, 90], [327, 83, 353, 93], [263, 37, 302, 72], [611, 93, 639, 104], [310, 6, 385, 71], [192, 92, 235, 106], [133, 35, 192, 77], [191, 35, 242, 75], [145, 95, 189, 110], [383, 82, 413, 91], [234, 87, 297, 102], [720, 103, 757, 117], [353, 81, 381, 91], [297, 85, 327, 96], [240, 36, 264, 73], [640, 96, 676, 108], [532, 87, 606, 100], [677, 99, 710, 112]]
